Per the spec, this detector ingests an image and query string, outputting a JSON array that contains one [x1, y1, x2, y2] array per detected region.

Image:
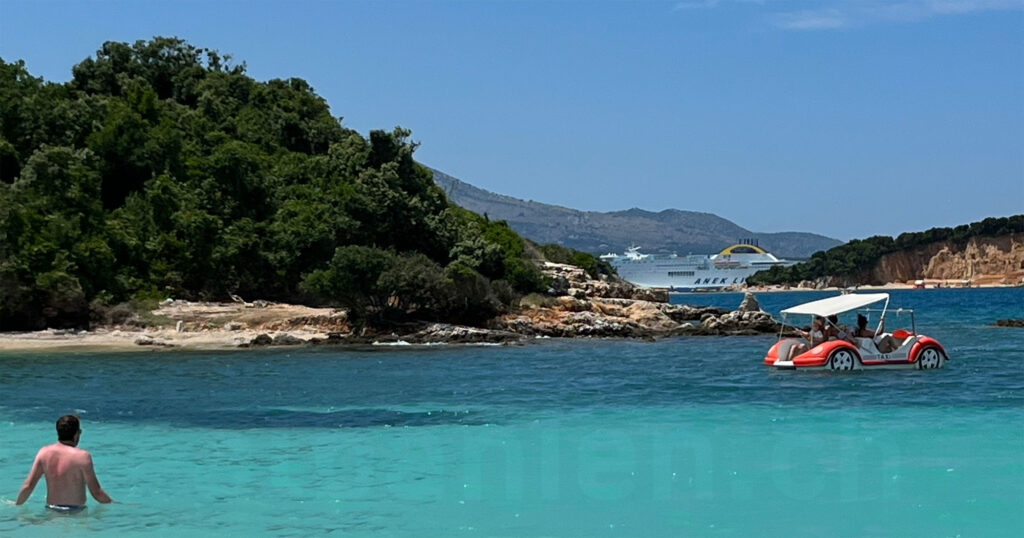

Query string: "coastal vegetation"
[[748, 215, 1024, 286], [0, 37, 576, 330], [534, 243, 614, 280]]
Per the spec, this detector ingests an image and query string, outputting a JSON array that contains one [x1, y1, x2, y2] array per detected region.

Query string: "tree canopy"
[[747, 215, 1024, 286], [0, 37, 550, 329]]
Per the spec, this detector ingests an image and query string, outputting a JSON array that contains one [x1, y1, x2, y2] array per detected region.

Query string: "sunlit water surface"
[[1, 288, 1022, 536]]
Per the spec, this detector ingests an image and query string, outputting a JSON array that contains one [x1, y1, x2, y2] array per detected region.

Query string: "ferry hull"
[[600, 243, 792, 291]]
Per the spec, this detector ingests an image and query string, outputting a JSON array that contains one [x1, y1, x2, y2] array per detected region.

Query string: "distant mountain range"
[[433, 169, 841, 259]]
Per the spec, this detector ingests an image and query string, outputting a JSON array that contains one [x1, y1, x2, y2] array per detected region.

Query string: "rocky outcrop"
[[689, 309, 781, 335], [249, 333, 274, 346], [260, 313, 350, 333], [496, 298, 674, 338], [240, 325, 523, 347], [134, 335, 176, 347], [541, 262, 669, 302], [240, 332, 312, 347], [661, 303, 733, 322], [737, 292, 760, 312], [271, 333, 305, 346], [493, 295, 783, 338], [994, 319, 1024, 328], [401, 324, 522, 344], [481, 261, 756, 338], [868, 234, 1024, 286], [490, 261, 791, 338], [668, 291, 785, 335]]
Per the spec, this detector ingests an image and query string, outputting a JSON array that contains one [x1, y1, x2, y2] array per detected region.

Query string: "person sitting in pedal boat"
[[855, 313, 901, 353]]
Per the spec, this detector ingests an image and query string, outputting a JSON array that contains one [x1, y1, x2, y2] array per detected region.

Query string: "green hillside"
[[747, 215, 1024, 285], [433, 169, 841, 259], [0, 37, 548, 330]]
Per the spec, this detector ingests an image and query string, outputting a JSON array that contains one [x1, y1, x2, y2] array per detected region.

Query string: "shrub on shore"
[[535, 243, 615, 280]]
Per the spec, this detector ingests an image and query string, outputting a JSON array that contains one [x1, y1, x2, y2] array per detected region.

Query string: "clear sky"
[[2, 0, 1021, 240]]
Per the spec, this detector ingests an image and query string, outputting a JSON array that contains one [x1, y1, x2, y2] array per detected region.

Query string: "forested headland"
[[0, 37, 607, 331], [747, 215, 1024, 286]]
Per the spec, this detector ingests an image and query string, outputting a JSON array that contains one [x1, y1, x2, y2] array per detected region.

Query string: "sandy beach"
[[0, 302, 345, 353]]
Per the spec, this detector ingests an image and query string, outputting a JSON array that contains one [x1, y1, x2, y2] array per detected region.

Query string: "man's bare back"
[[16, 416, 112, 508]]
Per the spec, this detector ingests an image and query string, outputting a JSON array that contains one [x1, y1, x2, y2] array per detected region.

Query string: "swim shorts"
[[46, 504, 86, 512]]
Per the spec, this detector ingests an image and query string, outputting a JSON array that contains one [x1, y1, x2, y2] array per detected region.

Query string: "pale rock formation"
[[491, 264, 777, 338], [870, 234, 1024, 286], [737, 292, 761, 312], [698, 310, 778, 334], [541, 262, 669, 302], [404, 324, 521, 344]]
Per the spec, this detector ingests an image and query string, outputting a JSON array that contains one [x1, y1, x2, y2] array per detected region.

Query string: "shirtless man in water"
[[15, 415, 113, 511]]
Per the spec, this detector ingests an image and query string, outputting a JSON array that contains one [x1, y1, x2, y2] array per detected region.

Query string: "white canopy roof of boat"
[[781, 293, 889, 317]]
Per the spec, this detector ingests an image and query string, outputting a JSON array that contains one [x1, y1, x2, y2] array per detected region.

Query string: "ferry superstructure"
[[600, 242, 793, 291]]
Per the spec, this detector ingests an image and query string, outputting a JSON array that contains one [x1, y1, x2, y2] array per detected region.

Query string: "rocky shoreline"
[[0, 262, 791, 352]]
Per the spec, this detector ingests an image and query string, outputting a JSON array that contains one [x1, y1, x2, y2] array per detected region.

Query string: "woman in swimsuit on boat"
[[787, 316, 827, 361]]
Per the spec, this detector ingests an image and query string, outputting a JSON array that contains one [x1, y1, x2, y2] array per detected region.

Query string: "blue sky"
[[2, 0, 1021, 240]]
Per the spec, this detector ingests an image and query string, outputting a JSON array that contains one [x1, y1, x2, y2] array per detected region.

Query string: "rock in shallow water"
[[134, 336, 175, 347], [404, 324, 522, 344], [250, 333, 273, 346], [272, 333, 305, 345], [737, 292, 761, 313], [693, 309, 781, 335]]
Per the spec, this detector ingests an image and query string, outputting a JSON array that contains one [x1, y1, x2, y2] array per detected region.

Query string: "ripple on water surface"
[[1, 288, 1022, 536]]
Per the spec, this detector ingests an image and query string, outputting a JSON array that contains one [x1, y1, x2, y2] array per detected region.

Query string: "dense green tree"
[[441, 261, 502, 325], [301, 245, 395, 326], [377, 253, 450, 320], [0, 146, 112, 328], [0, 37, 581, 330]]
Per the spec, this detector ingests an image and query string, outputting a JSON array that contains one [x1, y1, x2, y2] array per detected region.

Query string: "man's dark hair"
[[56, 415, 80, 442]]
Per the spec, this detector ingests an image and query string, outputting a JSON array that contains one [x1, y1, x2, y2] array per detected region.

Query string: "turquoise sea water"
[[1, 288, 1022, 536]]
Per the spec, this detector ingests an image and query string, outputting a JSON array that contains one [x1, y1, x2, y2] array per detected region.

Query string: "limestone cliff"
[[865, 233, 1024, 285]]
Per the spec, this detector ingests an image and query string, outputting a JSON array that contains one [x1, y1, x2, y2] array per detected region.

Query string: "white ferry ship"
[[600, 241, 794, 292]]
